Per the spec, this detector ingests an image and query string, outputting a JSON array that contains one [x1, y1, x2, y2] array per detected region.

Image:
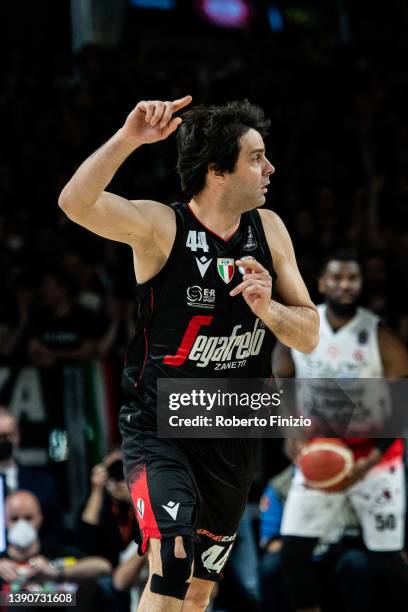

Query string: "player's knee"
[[150, 536, 194, 600]]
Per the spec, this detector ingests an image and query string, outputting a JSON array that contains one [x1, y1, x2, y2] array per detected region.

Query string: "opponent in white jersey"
[[273, 252, 408, 612]]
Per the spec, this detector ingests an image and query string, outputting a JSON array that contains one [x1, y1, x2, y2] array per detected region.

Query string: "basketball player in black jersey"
[[59, 96, 319, 611]]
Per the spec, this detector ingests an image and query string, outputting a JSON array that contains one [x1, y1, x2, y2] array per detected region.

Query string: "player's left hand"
[[230, 257, 272, 319], [342, 448, 382, 488]]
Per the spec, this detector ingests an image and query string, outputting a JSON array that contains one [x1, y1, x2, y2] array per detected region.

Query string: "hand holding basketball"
[[339, 447, 382, 489], [121, 95, 192, 145], [298, 438, 354, 492]]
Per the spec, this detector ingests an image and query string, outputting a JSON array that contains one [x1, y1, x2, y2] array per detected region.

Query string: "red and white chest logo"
[[217, 258, 235, 284]]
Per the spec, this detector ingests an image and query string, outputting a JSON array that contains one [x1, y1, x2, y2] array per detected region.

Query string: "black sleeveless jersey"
[[123, 202, 276, 427]]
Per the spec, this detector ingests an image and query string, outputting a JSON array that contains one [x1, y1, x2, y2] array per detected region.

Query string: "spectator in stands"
[[61, 250, 105, 313], [96, 288, 135, 360], [110, 541, 146, 612], [0, 491, 111, 610], [0, 272, 35, 364], [27, 268, 103, 367], [259, 465, 294, 612], [218, 506, 261, 611], [76, 449, 142, 610], [0, 407, 63, 549], [77, 449, 137, 566]]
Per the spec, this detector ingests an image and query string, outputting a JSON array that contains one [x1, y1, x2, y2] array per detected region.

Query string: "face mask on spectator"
[[0, 439, 14, 461], [8, 520, 38, 549]]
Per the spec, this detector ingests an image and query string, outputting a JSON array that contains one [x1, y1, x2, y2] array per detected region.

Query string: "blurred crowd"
[[1, 21, 408, 612], [2, 404, 407, 611], [2, 33, 408, 360]]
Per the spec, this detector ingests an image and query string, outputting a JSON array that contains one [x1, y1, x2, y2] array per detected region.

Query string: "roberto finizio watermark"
[[158, 377, 408, 439], [157, 378, 313, 438], [167, 413, 311, 428]]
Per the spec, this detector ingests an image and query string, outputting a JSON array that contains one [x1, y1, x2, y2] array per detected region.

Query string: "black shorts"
[[119, 402, 258, 581]]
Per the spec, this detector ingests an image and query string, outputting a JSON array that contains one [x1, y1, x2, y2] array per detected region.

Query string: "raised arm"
[[58, 96, 192, 246]]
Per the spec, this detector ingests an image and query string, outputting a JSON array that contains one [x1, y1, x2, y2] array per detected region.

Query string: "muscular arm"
[[58, 97, 191, 247], [261, 210, 319, 353]]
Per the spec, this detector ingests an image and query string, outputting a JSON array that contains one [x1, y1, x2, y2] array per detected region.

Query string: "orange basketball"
[[298, 438, 354, 492]]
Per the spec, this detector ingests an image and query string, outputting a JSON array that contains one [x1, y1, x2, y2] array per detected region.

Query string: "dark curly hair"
[[176, 100, 270, 197]]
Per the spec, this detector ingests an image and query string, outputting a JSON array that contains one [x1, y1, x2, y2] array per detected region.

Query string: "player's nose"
[[264, 158, 275, 175], [338, 278, 353, 290]]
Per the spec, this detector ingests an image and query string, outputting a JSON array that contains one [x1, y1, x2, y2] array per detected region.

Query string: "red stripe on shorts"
[[129, 464, 161, 553]]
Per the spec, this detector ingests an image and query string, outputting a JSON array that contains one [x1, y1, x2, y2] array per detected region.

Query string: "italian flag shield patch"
[[217, 258, 235, 284]]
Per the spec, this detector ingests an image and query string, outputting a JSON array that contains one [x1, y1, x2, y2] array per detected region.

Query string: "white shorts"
[[281, 460, 406, 551]]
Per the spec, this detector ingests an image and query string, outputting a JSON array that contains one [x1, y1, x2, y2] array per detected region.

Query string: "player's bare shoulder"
[[129, 198, 176, 247], [258, 208, 290, 262]]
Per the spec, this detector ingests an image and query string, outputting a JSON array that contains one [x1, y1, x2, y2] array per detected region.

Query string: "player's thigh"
[[349, 461, 406, 551], [281, 469, 346, 538], [190, 439, 257, 582], [120, 413, 198, 553]]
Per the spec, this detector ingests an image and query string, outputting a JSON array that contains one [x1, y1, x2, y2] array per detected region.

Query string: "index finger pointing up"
[[171, 95, 193, 111]]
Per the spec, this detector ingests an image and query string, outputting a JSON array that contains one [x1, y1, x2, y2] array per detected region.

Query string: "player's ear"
[[317, 276, 325, 294], [208, 164, 225, 183]]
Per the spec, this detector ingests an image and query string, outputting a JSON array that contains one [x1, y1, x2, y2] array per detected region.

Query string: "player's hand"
[[341, 448, 382, 488], [230, 257, 272, 319], [121, 95, 192, 145]]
